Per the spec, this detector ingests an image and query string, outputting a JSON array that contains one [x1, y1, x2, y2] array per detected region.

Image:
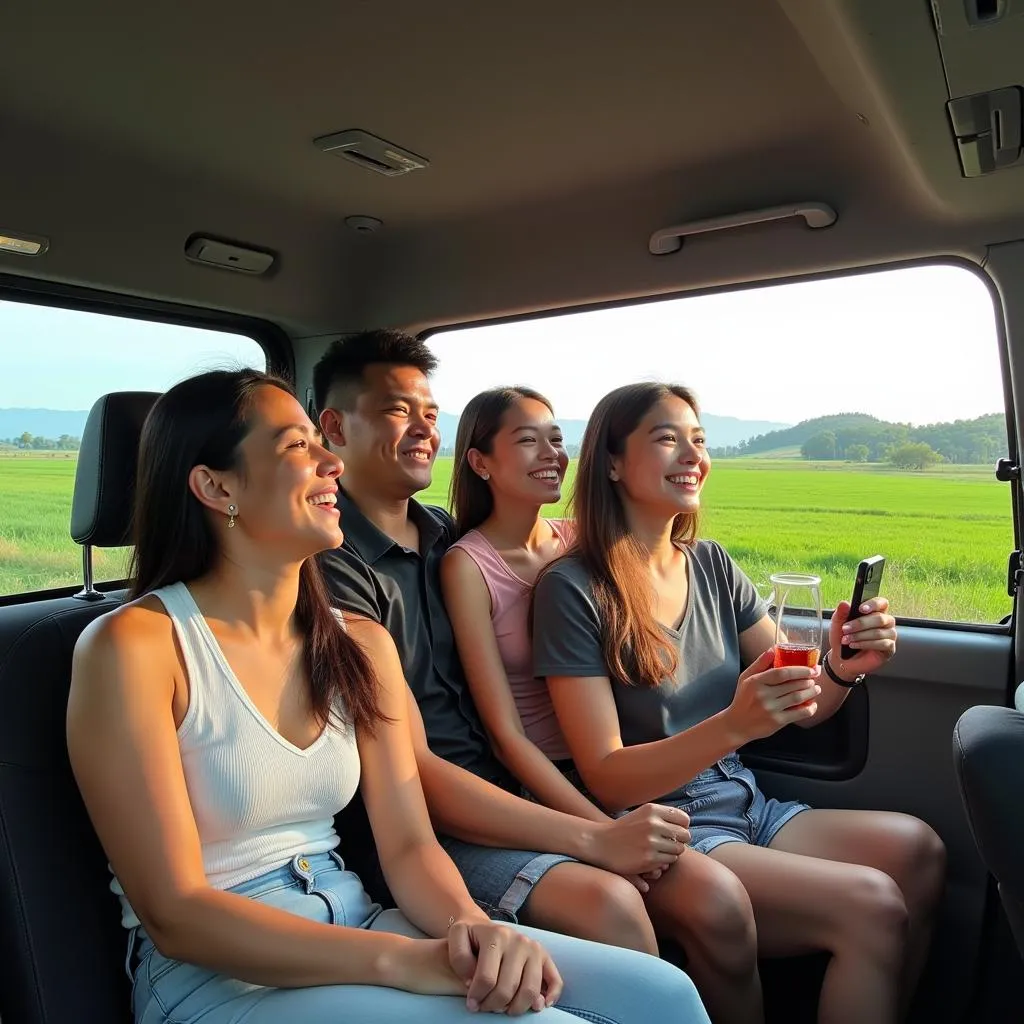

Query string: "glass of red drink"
[[769, 573, 823, 669]]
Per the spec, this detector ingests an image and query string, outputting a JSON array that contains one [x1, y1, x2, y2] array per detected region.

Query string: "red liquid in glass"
[[773, 644, 820, 669]]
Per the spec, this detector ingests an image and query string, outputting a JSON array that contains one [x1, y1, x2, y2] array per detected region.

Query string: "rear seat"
[[0, 392, 156, 1024]]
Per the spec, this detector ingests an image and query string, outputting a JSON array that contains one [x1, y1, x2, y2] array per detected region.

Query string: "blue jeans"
[[131, 852, 709, 1024]]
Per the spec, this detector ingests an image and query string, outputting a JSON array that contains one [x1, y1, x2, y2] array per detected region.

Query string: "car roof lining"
[[0, 1, 1021, 339]]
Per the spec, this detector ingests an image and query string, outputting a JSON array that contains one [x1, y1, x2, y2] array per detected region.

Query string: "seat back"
[[0, 391, 158, 1023], [953, 703, 1024, 957]]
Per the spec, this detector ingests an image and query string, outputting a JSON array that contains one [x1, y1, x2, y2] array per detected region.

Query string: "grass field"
[[1, 454, 1014, 622]]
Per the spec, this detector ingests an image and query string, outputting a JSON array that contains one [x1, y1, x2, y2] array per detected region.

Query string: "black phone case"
[[841, 559, 883, 660]]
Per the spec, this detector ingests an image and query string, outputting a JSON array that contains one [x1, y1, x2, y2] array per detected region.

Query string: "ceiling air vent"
[[314, 129, 429, 177]]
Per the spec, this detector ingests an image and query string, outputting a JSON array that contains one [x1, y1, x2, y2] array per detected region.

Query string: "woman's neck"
[[623, 504, 679, 569], [480, 496, 551, 551], [191, 556, 303, 645]]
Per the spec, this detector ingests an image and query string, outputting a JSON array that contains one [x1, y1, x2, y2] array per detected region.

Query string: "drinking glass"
[[769, 573, 823, 668]]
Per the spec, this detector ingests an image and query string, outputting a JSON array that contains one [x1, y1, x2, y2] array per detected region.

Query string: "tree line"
[[0, 432, 81, 451], [710, 413, 1007, 467]]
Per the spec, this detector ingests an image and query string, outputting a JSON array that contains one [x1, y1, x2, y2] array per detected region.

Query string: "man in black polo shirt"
[[316, 330, 689, 951]]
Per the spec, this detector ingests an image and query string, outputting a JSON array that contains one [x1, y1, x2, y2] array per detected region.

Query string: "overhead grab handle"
[[648, 202, 838, 255]]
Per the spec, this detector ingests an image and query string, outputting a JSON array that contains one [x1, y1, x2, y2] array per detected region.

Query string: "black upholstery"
[[953, 703, 1024, 957], [0, 391, 158, 1023], [0, 593, 129, 1024], [70, 391, 159, 547]]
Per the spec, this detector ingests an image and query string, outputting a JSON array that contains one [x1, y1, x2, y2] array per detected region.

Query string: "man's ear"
[[320, 407, 346, 448]]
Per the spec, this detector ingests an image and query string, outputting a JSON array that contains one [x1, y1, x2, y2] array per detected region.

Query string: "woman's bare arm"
[[66, 601, 451, 993], [440, 550, 607, 822], [348, 617, 490, 935]]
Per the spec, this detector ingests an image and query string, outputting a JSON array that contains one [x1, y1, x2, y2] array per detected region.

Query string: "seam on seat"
[[0, 780, 47, 1021]]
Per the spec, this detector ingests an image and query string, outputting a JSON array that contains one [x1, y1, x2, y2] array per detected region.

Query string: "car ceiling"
[[1, 0, 1023, 341]]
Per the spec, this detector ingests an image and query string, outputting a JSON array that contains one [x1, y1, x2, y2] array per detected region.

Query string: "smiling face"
[[222, 384, 344, 557], [471, 397, 568, 508], [611, 394, 711, 520], [326, 363, 440, 499]]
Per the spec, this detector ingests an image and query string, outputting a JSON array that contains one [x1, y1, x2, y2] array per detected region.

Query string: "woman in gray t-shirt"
[[533, 382, 945, 1024]]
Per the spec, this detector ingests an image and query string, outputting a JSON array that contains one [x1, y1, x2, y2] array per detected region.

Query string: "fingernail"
[[841, 624, 852, 634], [860, 603, 871, 613], [467, 999, 479, 1012]]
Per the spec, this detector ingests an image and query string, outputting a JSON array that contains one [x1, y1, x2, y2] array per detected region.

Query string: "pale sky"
[[427, 265, 1003, 426], [1, 264, 1004, 428]]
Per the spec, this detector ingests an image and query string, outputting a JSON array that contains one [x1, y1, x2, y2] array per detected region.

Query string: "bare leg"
[[710, 842, 908, 1024], [521, 861, 660, 956], [768, 808, 945, 1019], [645, 847, 764, 1024]]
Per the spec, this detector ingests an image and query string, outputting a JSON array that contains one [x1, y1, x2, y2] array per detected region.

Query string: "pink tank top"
[[450, 520, 575, 761]]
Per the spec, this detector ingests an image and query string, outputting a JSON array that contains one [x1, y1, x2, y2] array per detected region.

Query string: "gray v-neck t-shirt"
[[533, 540, 766, 799]]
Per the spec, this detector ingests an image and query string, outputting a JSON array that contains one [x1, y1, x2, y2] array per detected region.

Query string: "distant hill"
[[713, 412, 1008, 465], [0, 408, 89, 440], [711, 413, 883, 457], [438, 411, 789, 450], [2, 407, 787, 453]]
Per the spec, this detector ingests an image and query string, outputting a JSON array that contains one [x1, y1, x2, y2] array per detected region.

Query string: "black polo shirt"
[[319, 489, 506, 785]]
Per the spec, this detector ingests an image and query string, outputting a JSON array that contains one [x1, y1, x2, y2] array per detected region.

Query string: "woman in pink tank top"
[[439, 387, 605, 822]]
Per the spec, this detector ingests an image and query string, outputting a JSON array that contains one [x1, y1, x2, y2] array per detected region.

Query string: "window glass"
[[426, 265, 1010, 623], [0, 300, 266, 596]]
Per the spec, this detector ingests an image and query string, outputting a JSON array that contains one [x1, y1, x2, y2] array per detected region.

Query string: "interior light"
[[0, 231, 48, 256]]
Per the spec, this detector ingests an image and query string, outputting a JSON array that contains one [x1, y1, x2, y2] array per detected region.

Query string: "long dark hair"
[[450, 386, 554, 535], [129, 368, 384, 732], [565, 382, 701, 688]]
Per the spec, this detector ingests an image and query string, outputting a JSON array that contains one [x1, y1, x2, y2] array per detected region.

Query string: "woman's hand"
[[725, 648, 822, 744], [828, 596, 897, 680], [448, 919, 563, 1015]]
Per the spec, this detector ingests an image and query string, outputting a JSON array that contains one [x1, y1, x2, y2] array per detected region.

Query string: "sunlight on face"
[[341, 365, 440, 497], [614, 395, 710, 518], [233, 386, 344, 556], [476, 397, 568, 509]]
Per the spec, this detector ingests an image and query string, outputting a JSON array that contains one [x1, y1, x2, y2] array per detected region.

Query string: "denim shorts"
[[437, 834, 575, 922], [527, 755, 808, 857], [130, 851, 383, 1023], [127, 850, 710, 1024], [672, 755, 810, 855]]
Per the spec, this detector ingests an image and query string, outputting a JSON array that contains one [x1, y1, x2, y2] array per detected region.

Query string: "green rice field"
[[0, 453, 1013, 623]]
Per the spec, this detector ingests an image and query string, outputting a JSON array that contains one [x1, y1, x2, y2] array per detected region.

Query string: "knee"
[[907, 820, 947, 907], [839, 867, 909, 957], [671, 865, 757, 977], [583, 873, 659, 956], [633, 957, 711, 1022]]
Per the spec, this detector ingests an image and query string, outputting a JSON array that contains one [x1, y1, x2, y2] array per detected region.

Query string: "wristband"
[[822, 651, 865, 688]]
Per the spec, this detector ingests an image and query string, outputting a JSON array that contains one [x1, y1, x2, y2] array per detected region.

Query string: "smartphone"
[[841, 556, 885, 660]]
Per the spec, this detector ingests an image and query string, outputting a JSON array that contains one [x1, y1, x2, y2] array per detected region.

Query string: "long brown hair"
[[450, 386, 554, 536], [566, 382, 701, 688], [130, 368, 385, 733]]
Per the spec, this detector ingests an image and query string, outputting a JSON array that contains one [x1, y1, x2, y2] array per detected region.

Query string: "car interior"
[[3, 1, 1024, 1021]]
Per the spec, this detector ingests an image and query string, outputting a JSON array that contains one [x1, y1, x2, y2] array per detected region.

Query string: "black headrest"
[[70, 391, 160, 547]]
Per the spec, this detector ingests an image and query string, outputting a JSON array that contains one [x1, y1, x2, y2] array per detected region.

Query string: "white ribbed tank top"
[[112, 581, 361, 928]]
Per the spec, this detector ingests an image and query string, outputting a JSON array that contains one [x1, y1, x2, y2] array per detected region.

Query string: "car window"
[[0, 299, 266, 596], [426, 264, 1011, 624]]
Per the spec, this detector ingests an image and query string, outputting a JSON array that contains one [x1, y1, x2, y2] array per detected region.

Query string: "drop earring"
[[227, 503, 237, 529], [480, 472, 490, 481]]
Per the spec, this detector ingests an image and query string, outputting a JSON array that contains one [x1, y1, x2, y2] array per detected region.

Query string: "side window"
[[426, 265, 1011, 624], [1, 299, 267, 597]]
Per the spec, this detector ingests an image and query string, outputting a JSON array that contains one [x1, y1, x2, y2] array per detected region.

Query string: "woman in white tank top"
[[66, 369, 710, 1024]]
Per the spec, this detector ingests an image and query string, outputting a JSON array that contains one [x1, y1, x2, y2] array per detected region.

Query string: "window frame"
[[420, 256, 1017, 634], [0, 272, 292, 604]]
